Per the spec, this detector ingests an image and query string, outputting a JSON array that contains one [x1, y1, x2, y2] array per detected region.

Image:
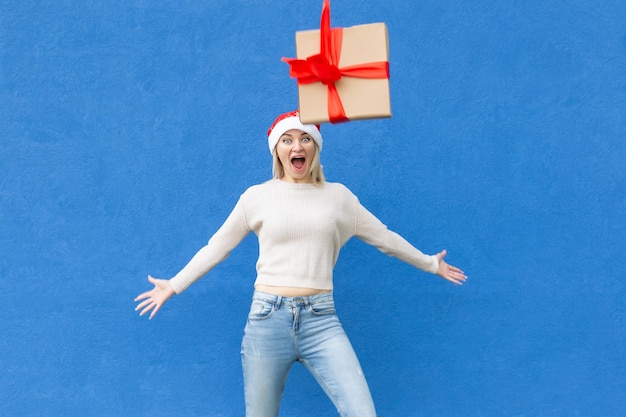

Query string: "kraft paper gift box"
[[283, 1, 391, 124]]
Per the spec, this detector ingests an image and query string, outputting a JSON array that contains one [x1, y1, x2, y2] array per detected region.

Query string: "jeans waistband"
[[252, 290, 334, 309]]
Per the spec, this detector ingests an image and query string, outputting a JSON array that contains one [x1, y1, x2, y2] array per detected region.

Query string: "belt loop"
[[275, 295, 283, 310]]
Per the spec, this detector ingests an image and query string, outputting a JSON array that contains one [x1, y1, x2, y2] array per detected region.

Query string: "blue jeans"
[[241, 291, 376, 417]]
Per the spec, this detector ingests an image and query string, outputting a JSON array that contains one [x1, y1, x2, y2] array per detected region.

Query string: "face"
[[275, 129, 316, 183]]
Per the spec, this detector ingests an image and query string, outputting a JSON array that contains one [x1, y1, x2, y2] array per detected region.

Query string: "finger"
[[134, 291, 153, 302], [451, 275, 466, 284], [140, 302, 156, 317], [149, 303, 162, 320], [449, 269, 466, 278], [444, 271, 465, 284], [449, 271, 466, 280], [448, 275, 462, 284], [447, 264, 464, 273], [135, 298, 153, 311]]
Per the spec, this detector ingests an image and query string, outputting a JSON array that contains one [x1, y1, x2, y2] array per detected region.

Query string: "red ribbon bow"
[[282, 0, 390, 123]]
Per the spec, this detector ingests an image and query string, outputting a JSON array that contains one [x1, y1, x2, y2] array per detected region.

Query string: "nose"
[[292, 139, 304, 151]]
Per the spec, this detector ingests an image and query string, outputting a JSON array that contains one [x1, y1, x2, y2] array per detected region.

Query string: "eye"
[[281, 138, 292, 144], [301, 136, 311, 142]]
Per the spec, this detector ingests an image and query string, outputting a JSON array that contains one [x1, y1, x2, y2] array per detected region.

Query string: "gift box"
[[283, 1, 391, 124]]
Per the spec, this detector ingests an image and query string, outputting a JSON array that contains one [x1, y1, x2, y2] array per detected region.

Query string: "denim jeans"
[[241, 291, 376, 417]]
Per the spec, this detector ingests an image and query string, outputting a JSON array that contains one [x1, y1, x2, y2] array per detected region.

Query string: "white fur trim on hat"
[[267, 110, 323, 154]]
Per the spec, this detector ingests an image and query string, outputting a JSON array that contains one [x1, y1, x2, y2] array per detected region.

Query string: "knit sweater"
[[169, 179, 439, 294]]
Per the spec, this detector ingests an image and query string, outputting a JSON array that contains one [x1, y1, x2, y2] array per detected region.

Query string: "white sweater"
[[170, 179, 438, 293]]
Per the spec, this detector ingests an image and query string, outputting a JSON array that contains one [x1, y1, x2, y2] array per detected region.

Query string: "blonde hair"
[[272, 142, 325, 186]]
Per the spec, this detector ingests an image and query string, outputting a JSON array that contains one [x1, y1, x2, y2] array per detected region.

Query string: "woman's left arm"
[[354, 202, 466, 284], [435, 249, 467, 285]]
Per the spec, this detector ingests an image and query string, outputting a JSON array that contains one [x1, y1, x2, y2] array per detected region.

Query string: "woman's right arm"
[[134, 275, 176, 320], [135, 197, 251, 319]]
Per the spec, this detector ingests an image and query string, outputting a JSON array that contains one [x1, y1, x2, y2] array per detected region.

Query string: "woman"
[[135, 110, 466, 417]]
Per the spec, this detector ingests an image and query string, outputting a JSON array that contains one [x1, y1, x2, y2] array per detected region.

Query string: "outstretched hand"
[[134, 275, 176, 319], [435, 250, 467, 285]]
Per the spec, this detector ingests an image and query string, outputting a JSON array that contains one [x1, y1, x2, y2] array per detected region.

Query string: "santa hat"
[[267, 110, 323, 154]]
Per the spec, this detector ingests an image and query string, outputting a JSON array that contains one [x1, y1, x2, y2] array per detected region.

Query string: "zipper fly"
[[291, 305, 300, 334]]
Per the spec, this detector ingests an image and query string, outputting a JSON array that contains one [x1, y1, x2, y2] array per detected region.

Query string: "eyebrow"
[[280, 132, 310, 138]]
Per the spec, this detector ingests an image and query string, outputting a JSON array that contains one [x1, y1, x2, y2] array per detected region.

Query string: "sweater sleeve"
[[169, 198, 251, 294], [354, 202, 439, 274]]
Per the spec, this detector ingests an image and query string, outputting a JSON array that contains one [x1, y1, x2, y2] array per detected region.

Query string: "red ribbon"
[[282, 0, 390, 123]]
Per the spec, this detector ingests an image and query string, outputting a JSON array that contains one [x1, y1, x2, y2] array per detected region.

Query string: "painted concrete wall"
[[1, 1, 624, 416]]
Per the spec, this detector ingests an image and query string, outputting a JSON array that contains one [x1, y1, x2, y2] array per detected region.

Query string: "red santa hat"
[[267, 110, 323, 154]]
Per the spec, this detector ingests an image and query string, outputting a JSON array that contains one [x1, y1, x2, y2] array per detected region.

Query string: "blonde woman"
[[135, 110, 466, 417]]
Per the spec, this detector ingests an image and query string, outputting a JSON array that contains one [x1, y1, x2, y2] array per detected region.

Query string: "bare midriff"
[[254, 284, 331, 297]]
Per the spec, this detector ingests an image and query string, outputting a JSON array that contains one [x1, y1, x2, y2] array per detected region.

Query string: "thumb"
[[436, 249, 447, 262]]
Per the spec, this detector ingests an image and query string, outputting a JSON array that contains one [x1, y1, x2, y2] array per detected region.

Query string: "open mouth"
[[291, 157, 306, 171]]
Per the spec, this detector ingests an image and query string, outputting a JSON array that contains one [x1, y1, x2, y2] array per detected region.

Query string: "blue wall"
[[2, 1, 625, 416]]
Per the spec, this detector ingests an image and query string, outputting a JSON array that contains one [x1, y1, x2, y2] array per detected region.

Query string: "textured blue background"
[[1, 1, 625, 416]]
